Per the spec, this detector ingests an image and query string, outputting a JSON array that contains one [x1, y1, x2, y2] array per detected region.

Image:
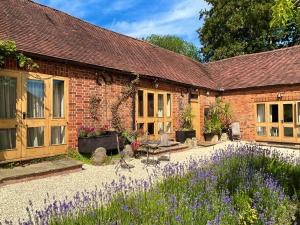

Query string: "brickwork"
[[221, 85, 300, 141]]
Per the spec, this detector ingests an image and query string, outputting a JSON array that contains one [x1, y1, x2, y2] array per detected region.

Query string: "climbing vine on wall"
[[111, 73, 140, 132], [0, 40, 38, 70], [89, 96, 101, 120]]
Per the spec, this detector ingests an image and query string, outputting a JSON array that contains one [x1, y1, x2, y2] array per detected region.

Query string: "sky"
[[35, 0, 209, 47]]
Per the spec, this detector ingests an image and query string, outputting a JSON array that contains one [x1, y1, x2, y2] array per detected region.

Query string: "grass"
[[21, 144, 299, 225], [67, 149, 92, 164]]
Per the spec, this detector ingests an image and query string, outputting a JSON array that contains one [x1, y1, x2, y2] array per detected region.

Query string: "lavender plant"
[[9, 144, 300, 225]]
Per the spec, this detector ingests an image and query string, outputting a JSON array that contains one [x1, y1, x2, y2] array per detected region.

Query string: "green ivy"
[[0, 40, 38, 70]]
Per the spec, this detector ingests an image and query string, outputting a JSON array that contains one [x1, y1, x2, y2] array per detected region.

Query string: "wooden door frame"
[[0, 69, 69, 162]]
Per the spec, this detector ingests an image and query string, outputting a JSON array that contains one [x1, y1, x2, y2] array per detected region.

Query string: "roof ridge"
[[205, 45, 300, 65]]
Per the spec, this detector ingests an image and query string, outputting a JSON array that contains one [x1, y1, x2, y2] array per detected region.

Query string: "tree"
[[198, 0, 300, 62], [143, 35, 201, 61], [271, 0, 300, 28]]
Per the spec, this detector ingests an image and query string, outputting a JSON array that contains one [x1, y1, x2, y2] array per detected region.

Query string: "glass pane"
[[157, 94, 164, 117], [256, 126, 266, 136], [147, 93, 154, 117], [138, 90, 144, 117], [269, 104, 279, 123], [166, 122, 172, 133], [51, 126, 65, 145], [297, 102, 300, 124], [284, 127, 294, 137], [167, 94, 171, 117], [0, 128, 16, 150], [270, 127, 279, 137], [298, 128, 300, 138], [53, 80, 64, 118], [27, 80, 44, 118], [147, 123, 154, 135], [0, 76, 16, 119], [158, 122, 164, 134], [27, 127, 44, 147], [283, 104, 293, 123], [257, 104, 265, 123]]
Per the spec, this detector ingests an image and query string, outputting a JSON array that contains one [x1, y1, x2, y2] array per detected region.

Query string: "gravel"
[[0, 141, 299, 223]]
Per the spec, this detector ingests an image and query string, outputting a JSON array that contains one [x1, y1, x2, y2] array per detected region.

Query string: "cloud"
[[107, 0, 208, 45]]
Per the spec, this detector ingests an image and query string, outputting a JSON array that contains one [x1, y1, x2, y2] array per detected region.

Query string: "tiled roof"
[[0, 0, 217, 89], [204, 45, 300, 90]]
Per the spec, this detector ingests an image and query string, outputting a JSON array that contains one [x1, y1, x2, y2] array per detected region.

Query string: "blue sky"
[[35, 0, 209, 47]]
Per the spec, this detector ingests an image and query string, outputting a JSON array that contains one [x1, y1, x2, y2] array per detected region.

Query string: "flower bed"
[[18, 145, 300, 224]]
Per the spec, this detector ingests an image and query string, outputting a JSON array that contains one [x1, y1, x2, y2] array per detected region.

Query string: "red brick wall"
[[221, 85, 300, 141], [4, 58, 196, 148]]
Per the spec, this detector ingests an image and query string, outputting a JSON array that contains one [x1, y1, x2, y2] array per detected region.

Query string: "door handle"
[[23, 112, 26, 120]]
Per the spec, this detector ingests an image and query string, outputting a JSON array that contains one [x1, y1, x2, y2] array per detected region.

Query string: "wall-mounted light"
[[277, 93, 283, 100], [206, 90, 210, 96], [154, 79, 159, 89]]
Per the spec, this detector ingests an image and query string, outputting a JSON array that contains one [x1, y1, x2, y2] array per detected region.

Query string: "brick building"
[[0, 0, 299, 162]]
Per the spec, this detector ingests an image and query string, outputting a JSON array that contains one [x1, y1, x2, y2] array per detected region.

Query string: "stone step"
[[0, 158, 83, 187]]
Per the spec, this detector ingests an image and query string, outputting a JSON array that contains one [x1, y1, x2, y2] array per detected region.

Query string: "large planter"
[[78, 131, 124, 154], [175, 130, 196, 143], [204, 133, 219, 143]]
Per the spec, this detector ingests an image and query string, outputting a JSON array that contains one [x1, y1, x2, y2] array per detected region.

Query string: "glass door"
[[281, 102, 296, 142], [21, 74, 50, 158], [269, 103, 280, 141], [0, 71, 22, 162]]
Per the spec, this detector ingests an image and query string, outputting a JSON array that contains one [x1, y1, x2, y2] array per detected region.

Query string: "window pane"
[[27, 80, 44, 118], [270, 127, 279, 137], [167, 94, 171, 117], [0, 76, 16, 119], [284, 127, 294, 137], [147, 93, 154, 117], [158, 122, 164, 134], [298, 128, 300, 138], [166, 122, 172, 133], [256, 126, 266, 136], [51, 126, 65, 145], [27, 127, 44, 147], [147, 123, 154, 135], [0, 128, 16, 150], [269, 104, 279, 123], [157, 94, 164, 117], [138, 90, 144, 117], [257, 104, 265, 123], [297, 102, 300, 124], [283, 104, 293, 123], [53, 80, 64, 118]]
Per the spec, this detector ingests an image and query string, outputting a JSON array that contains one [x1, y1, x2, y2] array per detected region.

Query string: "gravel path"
[[0, 141, 299, 223]]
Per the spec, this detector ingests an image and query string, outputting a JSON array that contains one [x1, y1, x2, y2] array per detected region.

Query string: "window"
[[269, 104, 279, 123], [283, 104, 293, 123], [166, 94, 171, 117], [298, 128, 300, 138], [0, 76, 16, 119], [270, 127, 279, 137], [257, 104, 265, 123], [190, 93, 198, 100], [166, 122, 172, 133], [157, 94, 164, 117], [284, 127, 294, 137], [147, 93, 154, 117], [51, 126, 65, 145], [147, 123, 154, 135], [297, 102, 300, 124], [27, 80, 44, 118], [27, 127, 44, 147], [0, 128, 16, 150], [138, 90, 144, 117], [256, 126, 266, 136], [53, 80, 64, 118], [158, 122, 164, 134]]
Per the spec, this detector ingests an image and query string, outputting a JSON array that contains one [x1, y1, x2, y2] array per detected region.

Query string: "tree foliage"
[[198, 0, 300, 62], [143, 34, 201, 61], [0, 40, 38, 70], [271, 0, 300, 28]]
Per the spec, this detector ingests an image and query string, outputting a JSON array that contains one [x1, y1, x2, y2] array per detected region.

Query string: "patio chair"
[[231, 122, 241, 141]]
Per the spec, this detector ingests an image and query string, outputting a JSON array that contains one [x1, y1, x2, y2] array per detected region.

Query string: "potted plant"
[[78, 123, 124, 154], [203, 98, 233, 142], [176, 104, 196, 143]]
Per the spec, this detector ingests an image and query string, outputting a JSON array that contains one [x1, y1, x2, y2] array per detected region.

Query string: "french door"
[[256, 101, 299, 143], [136, 89, 172, 139], [0, 70, 68, 162]]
